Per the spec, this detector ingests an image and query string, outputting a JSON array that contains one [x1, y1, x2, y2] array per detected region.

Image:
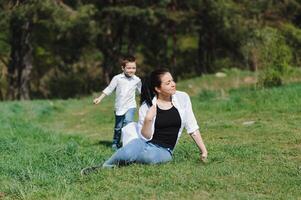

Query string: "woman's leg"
[[103, 138, 147, 167], [135, 143, 172, 164], [81, 141, 172, 175], [81, 139, 146, 175]]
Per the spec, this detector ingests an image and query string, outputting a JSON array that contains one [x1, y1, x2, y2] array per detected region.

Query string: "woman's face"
[[156, 72, 176, 96]]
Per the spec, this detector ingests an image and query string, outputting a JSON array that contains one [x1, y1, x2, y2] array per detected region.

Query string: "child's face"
[[122, 62, 137, 77]]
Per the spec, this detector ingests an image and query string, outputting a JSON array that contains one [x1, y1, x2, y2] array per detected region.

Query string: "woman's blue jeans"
[[113, 108, 136, 146], [103, 138, 173, 167]]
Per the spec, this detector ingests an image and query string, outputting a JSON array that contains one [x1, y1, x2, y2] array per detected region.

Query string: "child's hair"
[[121, 55, 136, 68], [140, 68, 170, 107]]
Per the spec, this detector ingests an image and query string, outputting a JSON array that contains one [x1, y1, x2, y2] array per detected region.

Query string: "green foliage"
[[259, 69, 282, 87], [281, 23, 301, 66], [47, 66, 102, 99], [196, 0, 247, 73], [1, 0, 301, 99], [253, 27, 293, 87], [260, 28, 292, 72]]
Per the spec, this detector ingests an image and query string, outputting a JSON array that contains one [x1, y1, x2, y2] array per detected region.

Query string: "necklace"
[[157, 98, 173, 110]]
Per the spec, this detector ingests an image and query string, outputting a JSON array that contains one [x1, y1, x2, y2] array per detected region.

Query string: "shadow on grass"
[[95, 140, 112, 148]]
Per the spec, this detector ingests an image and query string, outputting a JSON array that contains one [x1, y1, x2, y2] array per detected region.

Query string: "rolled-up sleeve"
[[102, 76, 118, 95], [136, 79, 142, 94], [184, 94, 199, 134], [138, 103, 153, 141], [138, 104, 146, 130]]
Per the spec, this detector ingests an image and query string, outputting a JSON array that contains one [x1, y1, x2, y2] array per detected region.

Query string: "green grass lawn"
[[1, 70, 301, 199]]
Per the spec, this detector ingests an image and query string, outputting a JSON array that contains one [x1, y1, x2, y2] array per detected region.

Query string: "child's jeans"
[[103, 138, 173, 167], [113, 108, 136, 146]]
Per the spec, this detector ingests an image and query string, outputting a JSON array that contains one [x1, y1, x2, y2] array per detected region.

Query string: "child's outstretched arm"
[[93, 76, 118, 105], [93, 93, 106, 104]]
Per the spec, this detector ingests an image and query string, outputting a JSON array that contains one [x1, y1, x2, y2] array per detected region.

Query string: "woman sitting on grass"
[[81, 68, 207, 175]]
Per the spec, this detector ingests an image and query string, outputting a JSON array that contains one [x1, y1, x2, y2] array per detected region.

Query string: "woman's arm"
[[141, 104, 156, 139], [190, 129, 208, 162], [182, 92, 207, 161]]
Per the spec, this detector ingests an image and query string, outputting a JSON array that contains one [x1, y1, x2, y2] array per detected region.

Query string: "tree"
[[7, 0, 34, 100], [4, 0, 96, 99], [196, 0, 245, 74]]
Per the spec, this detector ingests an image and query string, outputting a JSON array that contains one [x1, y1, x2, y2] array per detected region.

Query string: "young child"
[[93, 55, 141, 150]]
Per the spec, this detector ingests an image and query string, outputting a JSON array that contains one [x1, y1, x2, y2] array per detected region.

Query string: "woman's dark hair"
[[140, 68, 170, 107]]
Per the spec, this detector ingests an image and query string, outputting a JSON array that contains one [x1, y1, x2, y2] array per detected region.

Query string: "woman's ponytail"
[[140, 77, 155, 107], [140, 68, 170, 107]]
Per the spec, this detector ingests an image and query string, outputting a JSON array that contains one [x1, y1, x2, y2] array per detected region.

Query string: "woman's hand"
[[141, 104, 157, 139], [200, 151, 208, 163], [145, 104, 157, 121]]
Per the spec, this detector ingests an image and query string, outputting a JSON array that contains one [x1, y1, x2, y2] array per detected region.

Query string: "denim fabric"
[[103, 138, 172, 167], [113, 108, 136, 145]]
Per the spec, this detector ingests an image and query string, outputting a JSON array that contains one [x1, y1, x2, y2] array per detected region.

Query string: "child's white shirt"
[[103, 73, 141, 115]]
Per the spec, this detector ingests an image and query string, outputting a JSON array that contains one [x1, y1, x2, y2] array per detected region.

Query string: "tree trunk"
[[169, 2, 177, 79], [7, 15, 20, 100], [127, 19, 136, 55], [20, 21, 33, 100], [197, 0, 215, 75], [7, 10, 33, 100], [0, 83, 3, 100], [249, 49, 258, 72], [171, 25, 177, 80], [101, 41, 121, 85], [99, 16, 124, 85], [102, 54, 113, 85], [197, 31, 207, 75]]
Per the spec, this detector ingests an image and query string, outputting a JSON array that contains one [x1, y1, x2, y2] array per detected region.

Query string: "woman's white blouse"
[[138, 91, 200, 143]]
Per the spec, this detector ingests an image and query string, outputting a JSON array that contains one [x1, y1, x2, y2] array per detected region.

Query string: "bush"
[[281, 23, 301, 66], [255, 27, 293, 87], [47, 66, 103, 99], [259, 69, 282, 88]]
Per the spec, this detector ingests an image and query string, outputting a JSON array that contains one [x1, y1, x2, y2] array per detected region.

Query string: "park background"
[[0, 1, 301, 199], [1, 0, 301, 100]]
